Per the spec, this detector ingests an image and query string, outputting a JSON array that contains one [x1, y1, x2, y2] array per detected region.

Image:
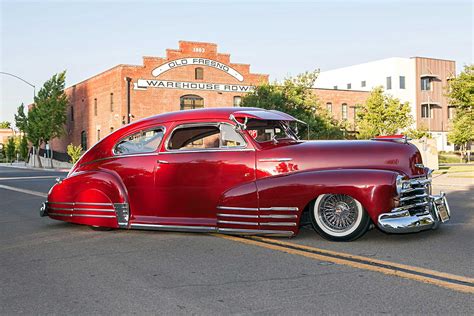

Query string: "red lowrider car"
[[40, 108, 451, 241]]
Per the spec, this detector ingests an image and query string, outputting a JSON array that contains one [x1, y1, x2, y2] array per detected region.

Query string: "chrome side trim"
[[114, 203, 130, 228], [47, 201, 114, 206], [217, 220, 259, 226], [48, 213, 116, 219], [73, 208, 116, 212], [259, 207, 299, 212], [49, 207, 73, 211], [217, 228, 295, 236], [161, 148, 255, 154], [259, 214, 298, 219], [260, 222, 297, 226], [217, 206, 259, 211], [217, 213, 259, 218], [131, 223, 216, 233], [258, 158, 293, 162]]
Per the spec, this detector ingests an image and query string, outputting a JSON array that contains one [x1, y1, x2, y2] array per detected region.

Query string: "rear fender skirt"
[[254, 169, 398, 224], [47, 170, 130, 228]]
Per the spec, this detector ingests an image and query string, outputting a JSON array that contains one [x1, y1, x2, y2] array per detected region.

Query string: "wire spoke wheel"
[[311, 194, 370, 241], [320, 194, 358, 232]]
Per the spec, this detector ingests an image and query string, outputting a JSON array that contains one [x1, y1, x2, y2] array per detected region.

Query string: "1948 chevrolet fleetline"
[[41, 108, 451, 241]]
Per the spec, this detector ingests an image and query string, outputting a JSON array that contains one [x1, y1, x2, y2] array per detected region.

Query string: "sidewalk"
[[0, 162, 70, 172], [432, 173, 474, 189]]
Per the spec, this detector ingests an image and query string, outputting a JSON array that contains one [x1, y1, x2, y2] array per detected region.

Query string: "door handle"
[[157, 160, 169, 164]]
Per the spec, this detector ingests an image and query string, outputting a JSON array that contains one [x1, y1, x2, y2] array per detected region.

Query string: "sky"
[[0, 0, 472, 123]]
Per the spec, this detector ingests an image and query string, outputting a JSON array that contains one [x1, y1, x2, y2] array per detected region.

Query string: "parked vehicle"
[[41, 108, 450, 241]]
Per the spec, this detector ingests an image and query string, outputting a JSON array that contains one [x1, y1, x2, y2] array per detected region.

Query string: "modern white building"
[[315, 57, 456, 151]]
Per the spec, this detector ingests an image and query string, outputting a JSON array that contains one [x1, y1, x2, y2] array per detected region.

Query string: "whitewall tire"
[[310, 194, 371, 241]]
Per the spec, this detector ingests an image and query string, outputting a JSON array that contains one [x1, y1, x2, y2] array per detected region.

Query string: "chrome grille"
[[395, 176, 431, 215]]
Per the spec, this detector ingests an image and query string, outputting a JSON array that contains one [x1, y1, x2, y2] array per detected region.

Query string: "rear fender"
[[46, 170, 129, 228], [256, 169, 398, 224]]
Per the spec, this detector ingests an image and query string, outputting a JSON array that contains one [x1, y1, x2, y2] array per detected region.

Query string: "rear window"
[[114, 128, 164, 155]]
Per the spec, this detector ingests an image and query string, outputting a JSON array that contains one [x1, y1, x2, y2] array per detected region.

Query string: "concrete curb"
[[0, 163, 70, 173]]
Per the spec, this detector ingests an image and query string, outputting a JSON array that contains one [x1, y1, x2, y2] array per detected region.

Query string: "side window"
[[168, 124, 246, 151], [114, 128, 164, 155], [220, 124, 246, 147]]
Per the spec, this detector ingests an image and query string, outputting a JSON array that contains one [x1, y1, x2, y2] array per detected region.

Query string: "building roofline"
[[312, 87, 370, 93], [410, 56, 456, 62]]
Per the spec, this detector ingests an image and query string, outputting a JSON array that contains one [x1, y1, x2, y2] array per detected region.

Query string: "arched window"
[[195, 67, 204, 80], [326, 102, 332, 113], [342, 103, 348, 120], [81, 131, 87, 151], [233, 96, 242, 107], [97, 129, 101, 142], [180, 95, 204, 110], [110, 127, 114, 133]]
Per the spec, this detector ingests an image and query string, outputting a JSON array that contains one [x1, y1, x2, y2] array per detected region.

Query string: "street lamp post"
[[0, 71, 36, 166]]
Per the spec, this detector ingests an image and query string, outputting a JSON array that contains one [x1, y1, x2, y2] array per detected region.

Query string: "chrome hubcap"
[[319, 194, 358, 232]]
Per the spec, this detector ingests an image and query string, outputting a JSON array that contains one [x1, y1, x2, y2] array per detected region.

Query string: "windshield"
[[246, 119, 298, 143]]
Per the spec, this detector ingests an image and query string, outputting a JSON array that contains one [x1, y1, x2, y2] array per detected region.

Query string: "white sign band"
[[151, 58, 244, 82], [135, 79, 254, 93]]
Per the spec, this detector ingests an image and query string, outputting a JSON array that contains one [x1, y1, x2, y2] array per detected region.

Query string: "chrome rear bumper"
[[378, 192, 451, 233]]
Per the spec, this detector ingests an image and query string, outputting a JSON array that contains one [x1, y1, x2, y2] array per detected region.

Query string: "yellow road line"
[[216, 234, 474, 294]]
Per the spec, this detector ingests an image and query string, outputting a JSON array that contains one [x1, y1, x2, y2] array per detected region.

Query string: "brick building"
[[51, 41, 368, 154]]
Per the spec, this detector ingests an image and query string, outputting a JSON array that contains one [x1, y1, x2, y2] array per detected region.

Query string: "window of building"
[[81, 131, 87, 151], [333, 85, 338, 90], [110, 127, 114, 133], [342, 103, 348, 120], [97, 129, 101, 142], [71, 106, 74, 121], [386, 77, 392, 90], [399, 76, 406, 89], [347, 83, 351, 90], [94, 98, 98, 116], [448, 106, 455, 119], [195, 67, 204, 80], [114, 128, 164, 155], [423, 78, 431, 90], [361, 81, 366, 88], [180, 95, 204, 110], [233, 96, 242, 107], [326, 102, 332, 113], [110, 93, 114, 112], [167, 123, 245, 150], [421, 104, 430, 118]]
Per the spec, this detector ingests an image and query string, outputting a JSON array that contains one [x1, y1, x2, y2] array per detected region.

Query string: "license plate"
[[434, 196, 450, 223]]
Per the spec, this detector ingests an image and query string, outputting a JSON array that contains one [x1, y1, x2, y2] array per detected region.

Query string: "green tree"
[[356, 86, 413, 139], [19, 135, 29, 161], [406, 125, 431, 140], [5, 137, 16, 162], [0, 121, 11, 129], [67, 143, 83, 164], [241, 70, 346, 139], [447, 65, 473, 161], [15, 72, 68, 168]]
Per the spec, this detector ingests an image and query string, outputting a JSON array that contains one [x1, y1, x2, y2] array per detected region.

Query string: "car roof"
[[133, 107, 273, 126]]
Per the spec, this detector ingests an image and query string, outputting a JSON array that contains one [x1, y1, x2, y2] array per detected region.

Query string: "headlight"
[[396, 175, 404, 195]]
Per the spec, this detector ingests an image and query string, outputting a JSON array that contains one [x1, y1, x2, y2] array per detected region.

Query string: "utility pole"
[[0, 72, 36, 166]]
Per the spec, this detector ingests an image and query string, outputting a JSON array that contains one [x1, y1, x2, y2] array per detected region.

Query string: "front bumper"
[[377, 173, 451, 234]]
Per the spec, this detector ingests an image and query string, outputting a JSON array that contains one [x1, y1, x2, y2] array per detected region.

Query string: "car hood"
[[256, 140, 425, 178]]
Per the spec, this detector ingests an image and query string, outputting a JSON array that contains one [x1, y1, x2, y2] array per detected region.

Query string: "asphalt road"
[[0, 166, 473, 315]]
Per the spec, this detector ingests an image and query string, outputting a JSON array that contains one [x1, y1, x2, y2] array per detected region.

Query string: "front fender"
[[46, 170, 129, 228], [256, 169, 398, 224]]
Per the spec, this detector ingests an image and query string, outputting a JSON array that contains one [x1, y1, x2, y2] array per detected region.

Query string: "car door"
[[150, 121, 256, 227]]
